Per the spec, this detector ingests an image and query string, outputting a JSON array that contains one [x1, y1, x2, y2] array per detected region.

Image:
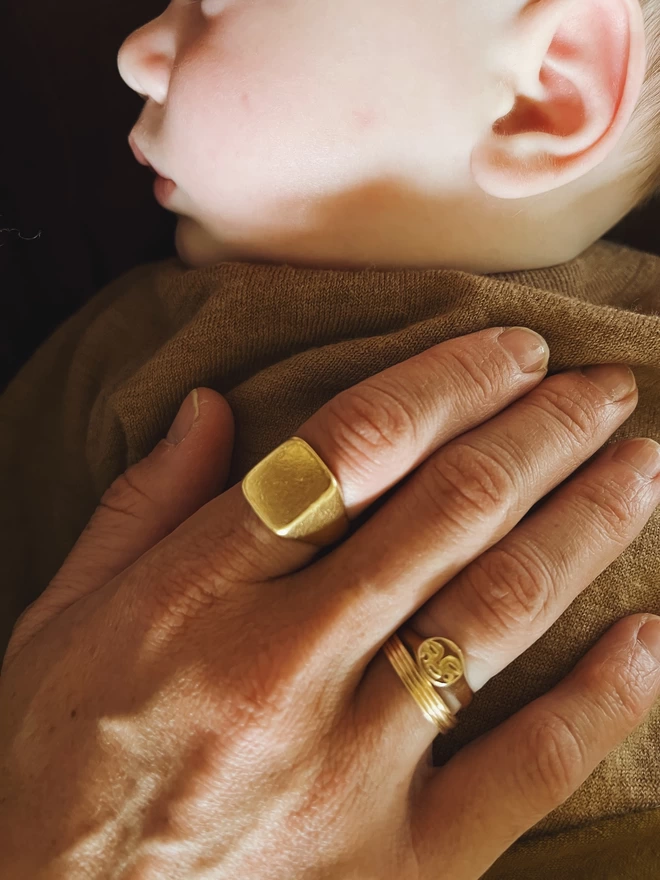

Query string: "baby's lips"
[[129, 133, 150, 167], [128, 133, 173, 180]]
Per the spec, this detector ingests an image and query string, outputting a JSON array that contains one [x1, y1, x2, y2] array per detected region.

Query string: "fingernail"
[[637, 617, 660, 665], [166, 389, 199, 445], [498, 327, 550, 374], [580, 364, 637, 402], [613, 439, 660, 481]]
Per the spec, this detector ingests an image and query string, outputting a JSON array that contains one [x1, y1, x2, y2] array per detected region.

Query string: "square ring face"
[[242, 437, 334, 534]]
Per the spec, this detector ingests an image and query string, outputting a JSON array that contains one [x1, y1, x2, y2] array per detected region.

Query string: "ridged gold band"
[[382, 634, 458, 734]]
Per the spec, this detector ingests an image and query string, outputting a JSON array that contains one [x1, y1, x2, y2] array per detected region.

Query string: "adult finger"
[[355, 399, 657, 762], [414, 613, 660, 880], [4, 388, 234, 668], [154, 327, 550, 585], [412, 436, 660, 690], [320, 362, 639, 677]]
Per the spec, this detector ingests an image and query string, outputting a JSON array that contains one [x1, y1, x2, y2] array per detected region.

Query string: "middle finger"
[[309, 363, 640, 664]]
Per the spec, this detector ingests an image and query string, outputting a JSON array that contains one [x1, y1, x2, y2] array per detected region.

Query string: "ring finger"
[[410, 436, 660, 692]]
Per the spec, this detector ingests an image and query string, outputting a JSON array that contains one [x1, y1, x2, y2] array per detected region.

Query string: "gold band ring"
[[383, 628, 474, 732], [242, 437, 350, 547], [382, 634, 457, 734]]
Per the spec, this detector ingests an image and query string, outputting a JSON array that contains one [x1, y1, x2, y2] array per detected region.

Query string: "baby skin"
[[118, 0, 650, 276]]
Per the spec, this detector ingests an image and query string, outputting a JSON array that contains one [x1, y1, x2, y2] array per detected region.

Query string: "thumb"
[[6, 388, 234, 664]]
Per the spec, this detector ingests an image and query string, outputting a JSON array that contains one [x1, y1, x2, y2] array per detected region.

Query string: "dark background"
[[1, 0, 658, 391]]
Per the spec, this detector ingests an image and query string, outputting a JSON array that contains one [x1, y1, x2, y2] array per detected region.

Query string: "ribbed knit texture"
[[1, 239, 659, 877]]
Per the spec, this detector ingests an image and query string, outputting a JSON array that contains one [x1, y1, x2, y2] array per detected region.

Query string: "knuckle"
[[460, 541, 557, 632], [9, 598, 39, 635], [442, 346, 503, 401], [3, 604, 40, 670], [222, 657, 293, 726], [531, 380, 602, 446], [421, 441, 517, 526], [99, 466, 155, 521], [584, 640, 656, 722], [323, 382, 418, 472], [520, 710, 587, 810], [218, 621, 336, 733], [574, 477, 643, 543]]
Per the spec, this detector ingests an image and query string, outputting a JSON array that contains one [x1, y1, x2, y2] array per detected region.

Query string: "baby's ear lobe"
[[471, 0, 647, 200]]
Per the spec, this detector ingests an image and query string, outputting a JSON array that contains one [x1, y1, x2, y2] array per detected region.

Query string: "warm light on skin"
[[118, 0, 648, 274]]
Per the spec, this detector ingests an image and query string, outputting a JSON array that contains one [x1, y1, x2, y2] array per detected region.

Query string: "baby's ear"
[[471, 0, 647, 200]]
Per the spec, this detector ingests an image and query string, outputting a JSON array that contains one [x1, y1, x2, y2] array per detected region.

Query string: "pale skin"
[[117, 0, 649, 273], [2, 328, 660, 878]]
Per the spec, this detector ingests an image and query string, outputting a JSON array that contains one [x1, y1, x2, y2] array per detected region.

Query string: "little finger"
[[413, 613, 660, 880]]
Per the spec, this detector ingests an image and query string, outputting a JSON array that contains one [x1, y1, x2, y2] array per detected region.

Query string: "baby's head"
[[118, 0, 659, 274]]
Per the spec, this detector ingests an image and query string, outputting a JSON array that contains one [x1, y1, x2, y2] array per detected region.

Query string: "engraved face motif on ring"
[[417, 638, 465, 687]]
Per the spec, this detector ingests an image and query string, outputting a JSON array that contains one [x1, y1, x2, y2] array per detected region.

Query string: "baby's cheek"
[[351, 108, 379, 132]]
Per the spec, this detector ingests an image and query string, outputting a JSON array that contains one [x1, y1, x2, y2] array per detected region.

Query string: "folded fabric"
[[1, 239, 659, 877]]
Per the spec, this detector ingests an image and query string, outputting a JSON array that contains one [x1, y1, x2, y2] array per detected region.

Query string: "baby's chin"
[[175, 216, 233, 269]]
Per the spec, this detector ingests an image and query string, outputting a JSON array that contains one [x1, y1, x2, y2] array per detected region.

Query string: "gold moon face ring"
[[417, 637, 465, 687], [398, 627, 474, 716]]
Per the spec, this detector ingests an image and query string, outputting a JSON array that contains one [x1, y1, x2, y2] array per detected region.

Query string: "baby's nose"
[[117, 16, 174, 106]]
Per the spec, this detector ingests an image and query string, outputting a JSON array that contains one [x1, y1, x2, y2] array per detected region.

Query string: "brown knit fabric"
[[1, 239, 659, 877]]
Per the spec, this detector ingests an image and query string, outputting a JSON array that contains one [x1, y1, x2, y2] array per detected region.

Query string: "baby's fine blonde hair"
[[629, 0, 660, 204]]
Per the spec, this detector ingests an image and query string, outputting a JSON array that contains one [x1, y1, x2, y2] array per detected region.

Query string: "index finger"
[[157, 326, 550, 584]]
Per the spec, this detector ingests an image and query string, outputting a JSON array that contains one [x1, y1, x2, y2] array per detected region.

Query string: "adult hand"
[[2, 327, 660, 879]]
